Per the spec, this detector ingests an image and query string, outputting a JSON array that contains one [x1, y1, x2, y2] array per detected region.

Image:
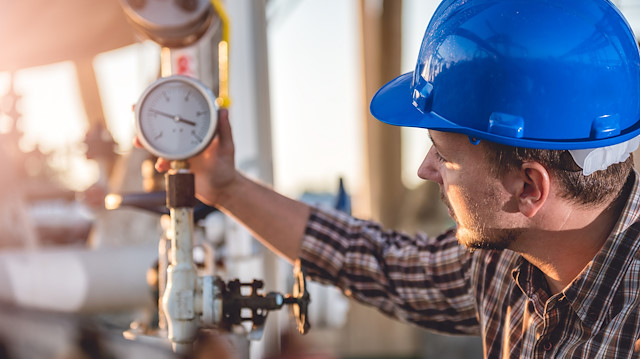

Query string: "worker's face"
[[418, 130, 522, 250]]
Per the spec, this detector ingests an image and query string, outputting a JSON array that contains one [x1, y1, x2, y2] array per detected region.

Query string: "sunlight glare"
[[5, 62, 98, 190]]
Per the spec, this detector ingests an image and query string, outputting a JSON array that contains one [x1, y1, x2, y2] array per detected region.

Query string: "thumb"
[[216, 108, 233, 149]]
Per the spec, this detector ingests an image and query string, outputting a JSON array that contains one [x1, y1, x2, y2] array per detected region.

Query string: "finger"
[[133, 136, 143, 149], [216, 108, 234, 149], [155, 158, 171, 172]]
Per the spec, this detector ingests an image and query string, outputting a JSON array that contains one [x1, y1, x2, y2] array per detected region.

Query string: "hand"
[[134, 108, 238, 206]]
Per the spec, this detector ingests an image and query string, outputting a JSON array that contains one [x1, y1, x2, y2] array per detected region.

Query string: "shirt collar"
[[513, 170, 640, 327], [563, 171, 640, 327]]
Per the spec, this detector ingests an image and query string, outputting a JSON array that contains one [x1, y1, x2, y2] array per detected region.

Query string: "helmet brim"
[[370, 72, 640, 150], [370, 72, 464, 133], [370, 72, 416, 126]]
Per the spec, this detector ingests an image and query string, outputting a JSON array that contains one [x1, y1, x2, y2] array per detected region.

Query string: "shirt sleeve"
[[298, 205, 480, 335]]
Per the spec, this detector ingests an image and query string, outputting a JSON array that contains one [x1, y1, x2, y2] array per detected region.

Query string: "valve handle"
[[289, 260, 311, 335], [104, 191, 218, 221], [216, 262, 311, 335]]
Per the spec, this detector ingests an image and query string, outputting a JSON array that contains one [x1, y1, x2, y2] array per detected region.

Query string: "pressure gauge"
[[135, 75, 218, 160]]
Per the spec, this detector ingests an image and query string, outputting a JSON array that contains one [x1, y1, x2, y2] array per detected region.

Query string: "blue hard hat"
[[370, 0, 640, 150]]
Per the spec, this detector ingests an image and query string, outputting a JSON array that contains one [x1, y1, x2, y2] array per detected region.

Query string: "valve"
[[201, 260, 311, 338], [109, 172, 311, 350], [287, 260, 310, 335], [104, 190, 218, 222]]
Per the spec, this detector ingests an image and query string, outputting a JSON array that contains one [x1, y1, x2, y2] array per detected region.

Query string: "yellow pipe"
[[211, 0, 231, 108], [161, 47, 173, 77]]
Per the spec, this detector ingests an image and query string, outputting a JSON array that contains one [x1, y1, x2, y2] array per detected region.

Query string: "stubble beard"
[[440, 190, 521, 251]]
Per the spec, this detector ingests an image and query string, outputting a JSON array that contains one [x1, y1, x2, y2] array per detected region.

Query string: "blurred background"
[[1, 0, 640, 358]]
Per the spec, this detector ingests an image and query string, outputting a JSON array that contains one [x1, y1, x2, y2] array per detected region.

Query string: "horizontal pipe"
[[0, 242, 157, 312]]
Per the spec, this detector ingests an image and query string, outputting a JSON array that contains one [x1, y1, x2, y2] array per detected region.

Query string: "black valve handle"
[[219, 261, 311, 335], [289, 260, 311, 335], [105, 191, 218, 221]]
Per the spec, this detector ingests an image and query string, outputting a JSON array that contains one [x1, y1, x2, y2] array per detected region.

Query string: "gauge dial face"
[[136, 76, 217, 160]]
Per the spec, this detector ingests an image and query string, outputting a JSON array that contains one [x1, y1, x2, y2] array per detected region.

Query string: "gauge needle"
[[150, 109, 196, 126]]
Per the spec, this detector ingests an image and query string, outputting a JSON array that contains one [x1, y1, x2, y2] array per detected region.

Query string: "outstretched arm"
[[149, 109, 310, 262], [143, 110, 479, 334]]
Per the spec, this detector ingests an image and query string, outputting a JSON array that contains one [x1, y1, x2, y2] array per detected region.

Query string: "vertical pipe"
[[163, 206, 198, 354], [162, 166, 198, 354], [225, 1, 277, 357], [74, 57, 106, 128], [157, 235, 170, 331], [161, 47, 173, 77], [359, 0, 405, 227]]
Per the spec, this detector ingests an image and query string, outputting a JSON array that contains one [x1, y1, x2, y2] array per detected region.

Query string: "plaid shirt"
[[299, 172, 640, 358]]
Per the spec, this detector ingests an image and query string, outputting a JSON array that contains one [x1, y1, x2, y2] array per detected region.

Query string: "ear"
[[516, 162, 550, 218]]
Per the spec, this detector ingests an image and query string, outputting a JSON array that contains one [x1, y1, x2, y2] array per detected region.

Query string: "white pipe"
[[0, 242, 157, 312], [226, 2, 281, 357], [162, 207, 198, 354]]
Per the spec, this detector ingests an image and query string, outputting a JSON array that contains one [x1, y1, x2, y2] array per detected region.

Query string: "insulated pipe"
[[162, 207, 198, 354], [162, 166, 198, 354], [0, 242, 157, 312]]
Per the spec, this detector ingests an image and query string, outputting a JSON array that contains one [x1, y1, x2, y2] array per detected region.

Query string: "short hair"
[[482, 141, 634, 207]]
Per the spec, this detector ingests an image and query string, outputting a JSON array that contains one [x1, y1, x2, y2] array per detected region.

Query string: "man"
[[151, 0, 640, 357]]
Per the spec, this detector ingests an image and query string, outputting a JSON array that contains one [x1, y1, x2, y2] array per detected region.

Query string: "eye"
[[434, 150, 447, 163]]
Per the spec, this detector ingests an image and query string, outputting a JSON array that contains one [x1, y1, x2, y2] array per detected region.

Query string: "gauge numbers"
[[135, 75, 218, 160]]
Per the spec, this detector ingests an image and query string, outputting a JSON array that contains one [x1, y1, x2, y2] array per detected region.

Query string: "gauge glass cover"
[[136, 76, 217, 160]]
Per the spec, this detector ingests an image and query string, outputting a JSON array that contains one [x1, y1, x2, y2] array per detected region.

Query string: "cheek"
[[445, 185, 470, 216], [440, 168, 462, 198], [443, 174, 498, 216]]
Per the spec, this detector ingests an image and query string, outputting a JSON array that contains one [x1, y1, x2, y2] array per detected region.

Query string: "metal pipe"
[[0, 243, 157, 312], [162, 207, 198, 354], [161, 164, 199, 354]]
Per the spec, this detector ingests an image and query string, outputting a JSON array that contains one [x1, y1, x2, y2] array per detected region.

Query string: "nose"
[[417, 146, 443, 184]]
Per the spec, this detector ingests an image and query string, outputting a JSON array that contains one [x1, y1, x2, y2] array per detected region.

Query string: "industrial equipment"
[[135, 75, 218, 161], [114, 0, 311, 355]]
